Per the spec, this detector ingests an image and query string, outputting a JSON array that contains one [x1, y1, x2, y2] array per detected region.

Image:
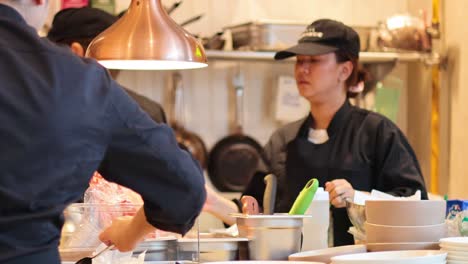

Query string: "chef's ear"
[[339, 61, 353, 82], [70, 42, 85, 57]]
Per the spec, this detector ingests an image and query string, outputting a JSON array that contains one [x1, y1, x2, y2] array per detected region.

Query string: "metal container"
[[133, 237, 178, 261], [225, 20, 307, 51], [59, 237, 178, 262], [353, 26, 377, 51], [234, 214, 310, 260], [345, 198, 366, 235], [177, 237, 248, 262], [224, 20, 375, 52]]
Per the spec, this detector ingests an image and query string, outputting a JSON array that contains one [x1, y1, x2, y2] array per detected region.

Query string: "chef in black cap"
[[203, 19, 428, 246], [47, 7, 167, 124]]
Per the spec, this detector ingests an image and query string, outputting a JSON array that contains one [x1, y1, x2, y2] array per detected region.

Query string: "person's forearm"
[[127, 207, 156, 243], [207, 198, 239, 226]]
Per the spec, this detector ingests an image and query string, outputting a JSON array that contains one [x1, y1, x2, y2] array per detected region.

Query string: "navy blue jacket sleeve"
[[97, 74, 205, 235]]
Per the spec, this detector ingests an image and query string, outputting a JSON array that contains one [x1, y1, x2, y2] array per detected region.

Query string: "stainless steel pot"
[[177, 237, 248, 262], [133, 237, 178, 261], [234, 214, 310, 260]]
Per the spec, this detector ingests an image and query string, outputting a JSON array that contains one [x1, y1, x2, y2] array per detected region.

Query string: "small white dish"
[[330, 250, 447, 264], [442, 250, 468, 257], [447, 254, 468, 261], [440, 244, 468, 252]]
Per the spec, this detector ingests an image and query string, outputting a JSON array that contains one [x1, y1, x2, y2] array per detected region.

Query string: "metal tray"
[[224, 20, 375, 52]]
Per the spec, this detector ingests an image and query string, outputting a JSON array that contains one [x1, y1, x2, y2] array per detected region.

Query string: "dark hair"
[[334, 49, 369, 98]]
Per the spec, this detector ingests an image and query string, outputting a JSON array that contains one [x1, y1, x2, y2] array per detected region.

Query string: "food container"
[[61, 203, 143, 249], [224, 20, 375, 51], [233, 214, 310, 260], [177, 237, 248, 262]]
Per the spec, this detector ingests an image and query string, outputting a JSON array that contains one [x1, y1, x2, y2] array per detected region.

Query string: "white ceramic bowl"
[[330, 250, 447, 264], [366, 242, 440, 252], [288, 245, 367, 263], [365, 200, 446, 226], [365, 222, 447, 243]]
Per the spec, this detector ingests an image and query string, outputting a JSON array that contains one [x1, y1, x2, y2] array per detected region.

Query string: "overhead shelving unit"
[[205, 50, 432, 64]]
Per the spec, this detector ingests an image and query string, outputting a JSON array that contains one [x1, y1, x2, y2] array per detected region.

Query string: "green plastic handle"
[[288, 178, 319, 215]]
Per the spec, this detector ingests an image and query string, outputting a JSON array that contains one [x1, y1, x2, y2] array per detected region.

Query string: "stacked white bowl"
[[439, 237, 468, 264], [364, 200, 447, 251]]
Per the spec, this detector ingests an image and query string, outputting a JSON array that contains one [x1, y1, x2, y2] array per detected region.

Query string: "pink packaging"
[[61, 0, 89, 9]]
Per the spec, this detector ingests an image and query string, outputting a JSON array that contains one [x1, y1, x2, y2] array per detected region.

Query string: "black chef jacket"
[[0, 4, 205, 263], [242, 99, 427, 246]]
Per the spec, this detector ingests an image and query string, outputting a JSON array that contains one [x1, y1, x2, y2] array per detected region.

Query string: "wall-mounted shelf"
[[206, 50, 431, 64]]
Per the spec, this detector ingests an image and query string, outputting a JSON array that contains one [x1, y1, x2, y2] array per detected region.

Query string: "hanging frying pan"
[[207, 71, 264, 192], [170, 73, 208, 168]]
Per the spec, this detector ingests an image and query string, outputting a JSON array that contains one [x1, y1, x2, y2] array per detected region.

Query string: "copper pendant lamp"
[[85, 0, 208, 70]]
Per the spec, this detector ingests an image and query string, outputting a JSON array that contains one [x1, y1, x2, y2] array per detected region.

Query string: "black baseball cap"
[[274, 19, 360, 60], [47, 7, 117, 42]]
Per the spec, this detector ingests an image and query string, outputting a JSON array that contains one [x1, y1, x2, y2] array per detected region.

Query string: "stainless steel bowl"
[[345, 198, 366, 234]]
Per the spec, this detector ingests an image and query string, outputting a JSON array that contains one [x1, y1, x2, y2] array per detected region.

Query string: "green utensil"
[[289, 178, 319, 215]]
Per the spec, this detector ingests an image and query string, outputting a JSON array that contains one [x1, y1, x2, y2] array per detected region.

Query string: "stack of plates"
[[330, 250, 447, 264], [440, 237, 468, 264]]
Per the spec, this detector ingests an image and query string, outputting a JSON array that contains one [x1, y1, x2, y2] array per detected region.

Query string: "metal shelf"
[[206, 50, 428, 64]]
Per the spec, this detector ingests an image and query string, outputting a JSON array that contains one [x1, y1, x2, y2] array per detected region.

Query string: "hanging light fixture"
[[85, 0, 207, 70]]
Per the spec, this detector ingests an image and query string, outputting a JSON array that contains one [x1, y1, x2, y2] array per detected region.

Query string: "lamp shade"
[[85, 0, 207, 70]]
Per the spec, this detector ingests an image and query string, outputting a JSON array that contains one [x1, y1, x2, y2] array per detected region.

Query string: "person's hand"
[[99, 207, 154, 252], [202, 184, 240, 226], [325, 179, 355, 208], [99, 216, 139, 252]]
